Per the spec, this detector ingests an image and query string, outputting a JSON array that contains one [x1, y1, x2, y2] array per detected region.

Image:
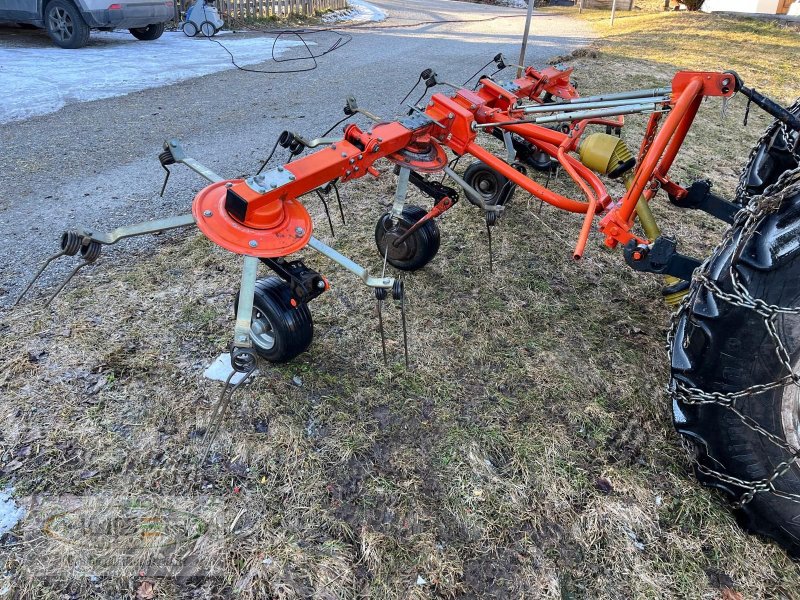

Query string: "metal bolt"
[[317, 280, 325, 289], [277, 166, 284, 172], [203, 210, 213, 217], [270, 182, 277, 189], [249, 240, 258, 248], [377, 139, 382, 143], [367, 131, 373, 135], [470, 104, 477, 110], [331, 144, 337, 150], [289, 174, 295, 181], [341, 152, 347, 157], [295, 227, 305, 236], [346, 170, 352, 176], [448, 113, 454, 119], [358, 154, 363, 160], [373, 145, 380, 153], [354, 167, 360, 172], [349, 158, 355, 164], [225, 182, 233, 188]]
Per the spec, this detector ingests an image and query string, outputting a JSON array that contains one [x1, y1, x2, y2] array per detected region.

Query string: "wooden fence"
[[180, 0, 348, 20]]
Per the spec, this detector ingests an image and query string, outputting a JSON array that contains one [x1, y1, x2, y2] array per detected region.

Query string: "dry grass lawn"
[[1, 2, 799, 598]]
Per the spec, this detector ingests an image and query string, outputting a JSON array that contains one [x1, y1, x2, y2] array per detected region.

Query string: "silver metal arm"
[[534, 86, 673, 106], [164, 138, 225, 183], [307, 236, 394, 289], [473, 102, 670, 129], [233, 256, 259, 348], [520, 95, 671, 115], [76, 214, 196, 245], [295, 135, 342, 148]]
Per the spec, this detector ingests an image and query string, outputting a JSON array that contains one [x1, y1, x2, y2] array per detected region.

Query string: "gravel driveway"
[[0, 0, 592, 304]]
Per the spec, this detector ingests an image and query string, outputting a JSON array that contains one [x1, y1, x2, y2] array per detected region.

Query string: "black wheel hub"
[[377, 215, 418, 263]]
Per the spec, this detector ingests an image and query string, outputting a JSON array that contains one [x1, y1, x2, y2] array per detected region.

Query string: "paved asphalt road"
[[0, 0, 593, 303]]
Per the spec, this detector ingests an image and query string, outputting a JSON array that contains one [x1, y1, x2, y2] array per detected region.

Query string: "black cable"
[[197, 1, 352, 74], [191, 3, 528, 76]]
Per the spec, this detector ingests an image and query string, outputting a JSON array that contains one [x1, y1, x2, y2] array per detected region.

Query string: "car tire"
[[44, 0, 90, 49], [130, 22, 165, 41]]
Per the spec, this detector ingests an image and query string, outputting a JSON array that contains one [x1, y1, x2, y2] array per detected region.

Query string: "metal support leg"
[[391, 167, 411, 220], [233, 256, 259, 350]]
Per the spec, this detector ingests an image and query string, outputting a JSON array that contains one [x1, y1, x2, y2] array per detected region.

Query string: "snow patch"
[[0, 31, 305, 124], [0, 487, 24, 537], [203, 353, 255, 384], [322, 0, 387, 24]]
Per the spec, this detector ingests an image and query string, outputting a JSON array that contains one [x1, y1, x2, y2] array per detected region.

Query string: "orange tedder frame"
[[192, 65, 736, 265]]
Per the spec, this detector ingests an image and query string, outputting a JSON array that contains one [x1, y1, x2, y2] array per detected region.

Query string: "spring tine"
[[14, 250, 67, 306], [43, 260, 91, 308], [332, 182, 346, 225], [315, 190, 335, 237], [487, 222, 494, 273], [159, 166, 171, 198], [377, 297, 388, 365], [200, 366, 255, 465], [399, 284, 409, 369]]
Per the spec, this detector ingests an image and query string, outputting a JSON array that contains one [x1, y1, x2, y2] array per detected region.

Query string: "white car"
[[0, 0, 175, 48]]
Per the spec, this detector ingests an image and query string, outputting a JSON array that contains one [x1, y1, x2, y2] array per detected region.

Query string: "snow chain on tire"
[[669, 159, 800, 555]]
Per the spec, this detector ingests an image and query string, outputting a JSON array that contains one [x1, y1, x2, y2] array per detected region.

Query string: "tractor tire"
[[374, 205, 440, 272], [234, 276, 313, 363], [130, 23, 165, 41], [736, 99, 799, 205], [44, 0, 90, 49], [670, 165, 800, 557]]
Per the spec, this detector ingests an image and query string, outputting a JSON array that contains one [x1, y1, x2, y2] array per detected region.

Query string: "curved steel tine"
[[159, 166, 171, 198], [487, 222, 494, 273], [332, 182, 346, 225], [315, 190, 335, 237], [377, 297, 388, 365], [43, 259, 93, 308], [399, 281, 409, 369], [14, 250, 67, 306], [200, 366, 255, 465]]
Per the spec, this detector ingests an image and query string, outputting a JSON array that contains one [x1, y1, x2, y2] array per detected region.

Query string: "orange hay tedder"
[[17, 54, 800, 557]]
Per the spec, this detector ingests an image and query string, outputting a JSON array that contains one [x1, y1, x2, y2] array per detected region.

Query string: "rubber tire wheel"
[[233, 276, 313, 364], [182, 21, 198, 37], [44, 0, 90, 49], [736, 99, 799, 205], [199, 20, 215, 37], [670, 172, 800, 557], [130, 22, 165, 41], [464, 161, 513, 206], [374, 205, 440, 272]]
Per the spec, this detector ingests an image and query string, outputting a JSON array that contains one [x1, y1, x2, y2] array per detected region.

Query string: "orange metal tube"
[[465, 142, 591, 214], [557, 144, 598, 259], [618, 77, 704, 223]]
